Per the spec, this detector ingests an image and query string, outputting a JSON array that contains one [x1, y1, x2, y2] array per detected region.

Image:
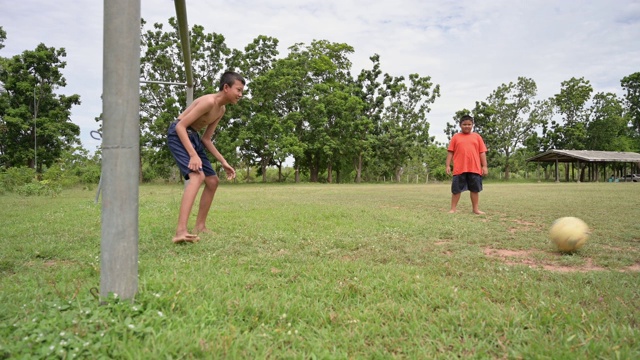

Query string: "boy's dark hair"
[[460, 114, 474, 123], [219, 71, 246, 91]]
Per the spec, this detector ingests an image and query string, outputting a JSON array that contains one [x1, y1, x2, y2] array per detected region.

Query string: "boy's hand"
[[445, 166, 452, 176], [189, 155, 203, 173], [482, 166, 489, 176], [222, 163, 236, 180]]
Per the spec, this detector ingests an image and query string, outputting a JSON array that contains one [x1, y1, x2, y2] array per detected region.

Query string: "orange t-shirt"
[[447, 132, 487, 176]]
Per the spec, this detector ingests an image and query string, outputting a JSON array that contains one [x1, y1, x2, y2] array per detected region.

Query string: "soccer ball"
[[549, 217, 589, 253]]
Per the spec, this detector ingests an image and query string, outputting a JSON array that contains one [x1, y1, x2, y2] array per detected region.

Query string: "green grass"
[[1, 182, 639, 359]]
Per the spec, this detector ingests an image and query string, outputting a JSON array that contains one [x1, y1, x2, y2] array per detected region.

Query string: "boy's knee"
[[204, 175, 219, 189], [188, 172, 206, 184]]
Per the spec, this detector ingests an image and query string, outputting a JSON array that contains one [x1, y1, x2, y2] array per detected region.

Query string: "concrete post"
[[100, 0, 141, 300]]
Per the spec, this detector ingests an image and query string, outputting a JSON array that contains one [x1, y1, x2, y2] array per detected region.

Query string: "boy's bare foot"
[[172, 233, 200, 244], [194, 227, 214, 235], [473, 210, 486, 215], [448, 209, 457, 213]]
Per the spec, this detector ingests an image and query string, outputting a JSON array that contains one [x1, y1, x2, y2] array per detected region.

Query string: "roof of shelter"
[[526, 150, 640, 163]]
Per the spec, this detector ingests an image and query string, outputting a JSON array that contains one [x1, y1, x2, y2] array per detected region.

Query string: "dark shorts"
[[451, 172, 483, 194], [167, 121, 216, 180]]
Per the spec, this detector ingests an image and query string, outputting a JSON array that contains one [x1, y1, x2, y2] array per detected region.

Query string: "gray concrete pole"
[[100, 0, 141, 300]]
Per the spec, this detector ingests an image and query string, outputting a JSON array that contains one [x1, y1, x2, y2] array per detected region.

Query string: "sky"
[[1, 0, 640, 153]]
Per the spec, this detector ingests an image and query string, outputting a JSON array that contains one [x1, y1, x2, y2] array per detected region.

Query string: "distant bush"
[[0, 166, 36, 191], [15, 180, 61, 197], [428, 165, 448, 182]]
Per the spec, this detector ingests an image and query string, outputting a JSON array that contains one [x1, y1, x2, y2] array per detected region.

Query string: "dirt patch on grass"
[[513, 220, 536, 226], [434, 241, 453, 255], [600, 245, 626, 251], [620, 263, 640, 272], [483, 248, 614, 273], [24, 259, 77, 268]]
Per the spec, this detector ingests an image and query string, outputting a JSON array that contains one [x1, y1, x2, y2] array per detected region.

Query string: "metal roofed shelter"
[[526, 150, 640, 182]]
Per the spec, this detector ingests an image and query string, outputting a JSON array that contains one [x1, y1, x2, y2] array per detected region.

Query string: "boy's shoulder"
[[456, 131, 482, 138], [194, 93, 227, 110]]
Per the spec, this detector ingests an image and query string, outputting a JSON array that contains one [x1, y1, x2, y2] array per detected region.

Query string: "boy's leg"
[[468, 173, 484, 214], [173, 172, 205, 243], [194, 175, 219, 233], [449, 193, 461, 213], [449, 174, 465, 213], [470, 192, 485, 214]]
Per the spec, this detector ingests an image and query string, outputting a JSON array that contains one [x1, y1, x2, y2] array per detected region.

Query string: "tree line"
[[1, 21, 639, 187]]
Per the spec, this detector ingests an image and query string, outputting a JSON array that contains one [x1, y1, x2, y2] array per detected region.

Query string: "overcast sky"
[[2, 0, 639, 152]]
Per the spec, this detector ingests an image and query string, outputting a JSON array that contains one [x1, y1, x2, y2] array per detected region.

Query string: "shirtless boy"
[[167, 71, 245, 243]]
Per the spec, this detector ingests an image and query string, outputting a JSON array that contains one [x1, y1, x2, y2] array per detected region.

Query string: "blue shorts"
[[451, 172, 483, 194], [167, 121, 216, 180]]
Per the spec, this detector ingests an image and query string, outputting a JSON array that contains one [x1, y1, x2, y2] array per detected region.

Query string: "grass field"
[[1, 182, 639, 359]]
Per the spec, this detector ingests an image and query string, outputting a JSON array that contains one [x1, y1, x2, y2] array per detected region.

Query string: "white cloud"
[[1, 0, 639, 151]]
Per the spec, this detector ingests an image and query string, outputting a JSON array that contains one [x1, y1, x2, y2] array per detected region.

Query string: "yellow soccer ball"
[[549, 217, 590, 253]]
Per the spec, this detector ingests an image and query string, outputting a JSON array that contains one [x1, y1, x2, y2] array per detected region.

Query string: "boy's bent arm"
[[201, 119, 223, 161], [201, 121, 236, 179]]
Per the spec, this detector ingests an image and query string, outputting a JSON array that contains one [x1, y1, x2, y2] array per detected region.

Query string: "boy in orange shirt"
[[445, 115, 488, 214]]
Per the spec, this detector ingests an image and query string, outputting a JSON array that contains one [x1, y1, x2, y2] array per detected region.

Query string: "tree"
[[0, 26, 6, 50], [316, 80, 367, 183], [232, 36, 300, 182], [375, 72, 440, 182], [251, 50, 310, 182], [448, 78, 549, 179], [0, 43, 80, 171], [549, 77, 594, 181], [586, 92, 630, 151], [485, 77, 549, 179], [621, 72, 640, 136], [551, 77, 593, 150], [423, 145, 449, 181], [274, 40, 356, 182], [354, 55, 385, 183]]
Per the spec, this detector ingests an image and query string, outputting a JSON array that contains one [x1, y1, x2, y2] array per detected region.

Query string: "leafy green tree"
[[482, 77, 548, 179], [620, 72, 640, 136], [354, 55, 385, 183], [0, 43, 80, 171], [547, 77, 594, 181], [551, 77, 593, 150], [376, 72, 440, 182], [315, 80, 367, 183], [586, 92, 631, 151], [252, 51, 309, 182], [0, 26, 6, 50], [275, 40, 356, 182], [423, 145, 449, 181], [232, 36, 300, 182]]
